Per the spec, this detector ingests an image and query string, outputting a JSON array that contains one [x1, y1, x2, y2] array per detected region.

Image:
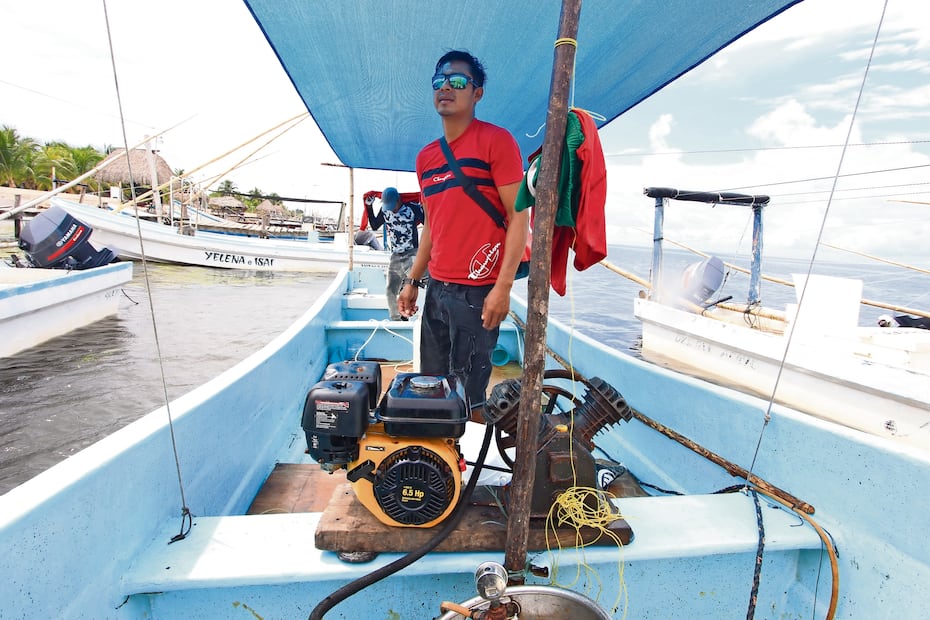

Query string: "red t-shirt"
[[416, 120, 524, 285]]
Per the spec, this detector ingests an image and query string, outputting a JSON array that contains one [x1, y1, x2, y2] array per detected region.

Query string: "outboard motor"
[[302, 363, 468, 528], [680, 255, 725, 306], [18, 205, 118, 269]]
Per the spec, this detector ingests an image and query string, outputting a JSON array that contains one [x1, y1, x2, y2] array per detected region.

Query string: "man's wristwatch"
[[402, 276, 427, 289]]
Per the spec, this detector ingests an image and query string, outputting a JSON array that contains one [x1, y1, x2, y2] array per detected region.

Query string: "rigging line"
[[606, 138, 930, 158], [747, 0, 889, 481], [821, 243, 930, 277], [718, 163, 930, 191], [771, 180, 930, 198], [193, 118, 311, 201], [112, 113, 309, 213], [772, 189, 930, 206], [101, 0, 192, 534]]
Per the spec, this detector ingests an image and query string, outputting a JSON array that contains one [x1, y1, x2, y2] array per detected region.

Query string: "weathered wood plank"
[[315, 483, 631, 553]]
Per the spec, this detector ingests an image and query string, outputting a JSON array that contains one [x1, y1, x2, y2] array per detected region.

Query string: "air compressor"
[[302, 361, 468, 528]]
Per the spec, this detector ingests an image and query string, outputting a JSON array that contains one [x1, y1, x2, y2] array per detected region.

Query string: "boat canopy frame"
[[643, 187, 771, 306]]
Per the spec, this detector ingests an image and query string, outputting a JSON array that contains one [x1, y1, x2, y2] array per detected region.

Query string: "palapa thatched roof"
[[256, 199, 285, 215], [209, 195, 246, 210], [96, 148, 175, 186]]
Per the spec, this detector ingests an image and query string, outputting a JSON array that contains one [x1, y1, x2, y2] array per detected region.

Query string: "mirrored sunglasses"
[[431, 73, 476, 90]]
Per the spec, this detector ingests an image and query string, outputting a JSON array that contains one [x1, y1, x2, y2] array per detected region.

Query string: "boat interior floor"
[[124, 375, 826, 597]]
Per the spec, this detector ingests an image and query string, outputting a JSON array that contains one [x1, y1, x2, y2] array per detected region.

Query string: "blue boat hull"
[[2, 267, 928, 618]]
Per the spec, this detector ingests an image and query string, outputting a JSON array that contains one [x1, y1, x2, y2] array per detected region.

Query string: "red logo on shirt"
[[468, 242, 500, 280]]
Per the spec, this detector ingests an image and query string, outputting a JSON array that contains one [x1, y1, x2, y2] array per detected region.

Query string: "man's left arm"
[[481, 181, 527, 329]]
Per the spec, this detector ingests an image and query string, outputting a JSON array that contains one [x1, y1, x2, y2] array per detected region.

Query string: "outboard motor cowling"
[[680, 255, 725, 306], [19, 205, 118, 269]]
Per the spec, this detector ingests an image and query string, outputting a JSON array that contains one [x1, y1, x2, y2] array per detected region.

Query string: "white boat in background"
[[51, 198, 390, 272], [0, 261, 133, 357], [1, 203, 135, 357], [634, 187, 930, 450]]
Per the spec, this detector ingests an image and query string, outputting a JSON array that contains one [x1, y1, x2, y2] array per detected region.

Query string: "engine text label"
[[401, 485, 425, 503]]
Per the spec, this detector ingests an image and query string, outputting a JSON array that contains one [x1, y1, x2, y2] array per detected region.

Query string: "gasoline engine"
[[302, 361, 468, 528]]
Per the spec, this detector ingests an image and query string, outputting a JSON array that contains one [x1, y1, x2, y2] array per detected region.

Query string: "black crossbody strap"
[[439, 136, 506, 229]]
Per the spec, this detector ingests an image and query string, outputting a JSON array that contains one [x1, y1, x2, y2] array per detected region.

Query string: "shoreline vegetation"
[[0, 124, 297, 217]]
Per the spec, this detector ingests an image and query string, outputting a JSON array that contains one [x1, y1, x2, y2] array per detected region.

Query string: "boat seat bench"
[[121, 492, 821, 595], [325, 321, 522, 333], [342, 292, 388, 310]]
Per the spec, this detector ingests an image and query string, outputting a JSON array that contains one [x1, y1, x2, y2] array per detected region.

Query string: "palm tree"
[[213, 179, 237, 197], [33, 142, 73, 191], [243, 186, 263, 209], [69, 145, 105, 196], [70, 146, 105, 177], [0, 125, 39, 187]]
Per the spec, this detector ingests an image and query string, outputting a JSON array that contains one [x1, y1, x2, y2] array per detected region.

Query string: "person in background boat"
[[363, 187, 425, 321], [397, 49, 528, 419], [878, 314, 930, 329], [353, 229, 383, 251]]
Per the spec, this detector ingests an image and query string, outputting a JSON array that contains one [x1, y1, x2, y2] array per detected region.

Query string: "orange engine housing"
[[347, 423, 463, 528]]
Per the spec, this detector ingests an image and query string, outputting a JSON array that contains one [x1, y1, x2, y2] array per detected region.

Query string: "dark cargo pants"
[[419, 279, 499, 410]]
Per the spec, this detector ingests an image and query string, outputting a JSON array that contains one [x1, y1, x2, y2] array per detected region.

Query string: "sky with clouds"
[[2, 0, 928, 262]]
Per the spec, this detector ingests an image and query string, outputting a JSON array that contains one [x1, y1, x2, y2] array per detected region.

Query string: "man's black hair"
[[435, 50, 486, 87]]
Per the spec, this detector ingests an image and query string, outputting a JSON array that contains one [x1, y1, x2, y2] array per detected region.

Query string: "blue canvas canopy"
[[243, 0, 803, 172]]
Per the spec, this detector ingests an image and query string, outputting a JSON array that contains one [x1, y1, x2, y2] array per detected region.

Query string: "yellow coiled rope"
[[545, 485, 628, 618]]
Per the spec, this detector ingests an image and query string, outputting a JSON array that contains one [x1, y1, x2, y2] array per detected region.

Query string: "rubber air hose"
[[308, 423, 496, 620]]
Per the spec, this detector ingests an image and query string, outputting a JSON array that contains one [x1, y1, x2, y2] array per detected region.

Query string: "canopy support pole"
[[749, 205, 764, 305], [650, 196, 666, 301], [504, 0, 582, 585]]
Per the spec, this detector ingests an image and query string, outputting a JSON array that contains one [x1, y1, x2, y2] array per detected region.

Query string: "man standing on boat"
[[398, 50, 528, 418], [363, 187, 424, 321]]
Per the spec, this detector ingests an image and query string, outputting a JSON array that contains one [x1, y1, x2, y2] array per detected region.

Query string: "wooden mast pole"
[[504, 0, 582, 583], [348, 166, 355, 271], [322, 162, 355, 270]]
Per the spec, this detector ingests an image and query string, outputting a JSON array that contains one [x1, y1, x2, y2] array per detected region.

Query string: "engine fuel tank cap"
[[409, 375, 442, 394]]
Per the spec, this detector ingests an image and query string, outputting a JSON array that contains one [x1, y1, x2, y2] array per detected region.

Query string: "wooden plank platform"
[[248, 465, 634, 553], [315, 483, 632, 553], [248, 464, 346, 514]]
